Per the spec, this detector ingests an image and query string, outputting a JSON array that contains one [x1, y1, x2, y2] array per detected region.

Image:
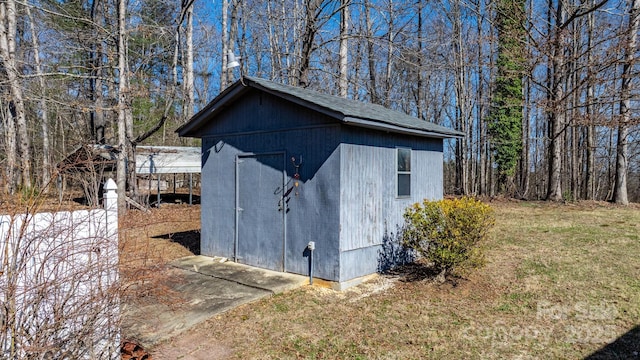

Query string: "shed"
[[177, 76, 463, 289]]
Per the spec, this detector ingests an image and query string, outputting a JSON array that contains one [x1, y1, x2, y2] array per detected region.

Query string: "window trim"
[[396, 147, 411, 198]]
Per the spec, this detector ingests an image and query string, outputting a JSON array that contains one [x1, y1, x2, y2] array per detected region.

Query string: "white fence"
[[0, 179, 120, 359]]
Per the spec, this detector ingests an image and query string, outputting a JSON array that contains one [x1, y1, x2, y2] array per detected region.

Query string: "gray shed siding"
[[194, 90, 335, 136], [337, 128, 443, 282], [199, 91, 344, 281]]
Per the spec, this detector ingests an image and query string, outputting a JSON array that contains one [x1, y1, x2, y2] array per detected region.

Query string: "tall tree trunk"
[[90, 0, 105, 144], [490, 0, 526, 195], [338, 0, 349, 97], [546, 0, 565, 201], [452, 0, 468, 195], [221, 0, 229, 88], [364, 0, 378, 103], [521, 74, 531, 198], [585, 8, 596, 200], [0, 0, 30, 189], [266, 0, 279, 79], [416, 2, 424, 119], [124, 41, 137, 203], [116, 0, 132, 211], [520, 0, 534, 199], [474, 0, 484, 195], [570, 21, 579, 201], [484, 1, 497, 197], [547, 95, 564, 201], [227, 0, 239, 82], [183, 2, 195, 121], [1, 106, 17, 194], [297, 0, 322, 87], [383, 0, 394, 107], [26, 5, 51, 189], [613, 0, 639, 205]]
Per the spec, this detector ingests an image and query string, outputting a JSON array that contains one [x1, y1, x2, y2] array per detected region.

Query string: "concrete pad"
[[122, 256, 307, 347], [172, 255, 309, 293]]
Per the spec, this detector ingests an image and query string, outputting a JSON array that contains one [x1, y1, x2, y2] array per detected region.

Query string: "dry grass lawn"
[[124, 201, 640, 359]]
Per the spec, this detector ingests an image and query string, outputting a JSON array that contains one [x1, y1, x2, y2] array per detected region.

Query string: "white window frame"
[[396, 147, 411, 198]]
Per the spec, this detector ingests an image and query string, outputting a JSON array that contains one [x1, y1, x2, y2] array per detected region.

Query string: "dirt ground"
[[119, 203, 206, 358], [119, 202, 201, 308], [120, 202, 201, 264]]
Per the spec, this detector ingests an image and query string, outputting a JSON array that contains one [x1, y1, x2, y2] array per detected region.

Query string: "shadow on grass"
[[384, 262, 442, 280], [376, 227, 466, 285], [584, 325, 640, 360], [149, 193, 201, 205], [377, 225, 414, 274], [153, 230, 201, 255]]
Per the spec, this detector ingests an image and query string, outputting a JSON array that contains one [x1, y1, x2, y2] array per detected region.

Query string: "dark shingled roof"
[[177, 76, 463, 138]]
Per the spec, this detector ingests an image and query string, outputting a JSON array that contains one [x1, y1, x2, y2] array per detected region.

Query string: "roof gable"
[[177, 76, 463, 139]]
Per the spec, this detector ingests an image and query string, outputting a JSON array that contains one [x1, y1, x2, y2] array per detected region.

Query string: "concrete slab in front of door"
[[121, 256, 308, 348], [172, 255, 307, 293]]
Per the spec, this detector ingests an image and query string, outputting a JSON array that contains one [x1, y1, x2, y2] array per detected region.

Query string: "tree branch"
[[132, 89, 176, 145]]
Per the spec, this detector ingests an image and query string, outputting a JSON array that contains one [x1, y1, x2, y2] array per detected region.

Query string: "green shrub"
[[402, 197, 495, 278]]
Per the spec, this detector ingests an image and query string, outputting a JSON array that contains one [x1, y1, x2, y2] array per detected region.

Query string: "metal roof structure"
[[177, 76, 464, 139], [59, 145, 201, 174], [136, 146, 200, 174]]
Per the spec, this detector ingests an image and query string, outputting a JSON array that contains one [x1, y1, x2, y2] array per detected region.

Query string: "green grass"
[[188, 202, 640, 359]]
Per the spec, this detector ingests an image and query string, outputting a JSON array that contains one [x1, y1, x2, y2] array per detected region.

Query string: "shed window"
[[397, 148, 411, 197]]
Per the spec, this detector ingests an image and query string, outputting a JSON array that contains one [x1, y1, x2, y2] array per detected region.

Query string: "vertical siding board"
[[340, 143, 386, 251], [200, 137, 237, 258]]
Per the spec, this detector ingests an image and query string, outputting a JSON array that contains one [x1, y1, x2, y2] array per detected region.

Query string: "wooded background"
[[0, 0, 638, 204]]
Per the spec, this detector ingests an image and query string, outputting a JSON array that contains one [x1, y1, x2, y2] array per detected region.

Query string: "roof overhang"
[[342, 116, 463, 139]]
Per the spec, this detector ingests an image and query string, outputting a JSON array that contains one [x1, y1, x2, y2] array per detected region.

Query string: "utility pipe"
[[308, 241, 315, 285]]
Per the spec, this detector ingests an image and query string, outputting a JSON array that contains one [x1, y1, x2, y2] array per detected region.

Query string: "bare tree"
[[116, 0, 132, 211], [183, 0, 195, 121], [613, 0, 639, 205], [221, 0, 230, 88], [89, 0, 107, 145], [26, 5, 52, 190], [450, 0, 471, 195], [1, 93, 17, 194], [585, 6, 596, 200], [543, 0, 609, 201], [338, 0, 349, 97], [0, 0, 31, 189], [296, 0, 324, 87]]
